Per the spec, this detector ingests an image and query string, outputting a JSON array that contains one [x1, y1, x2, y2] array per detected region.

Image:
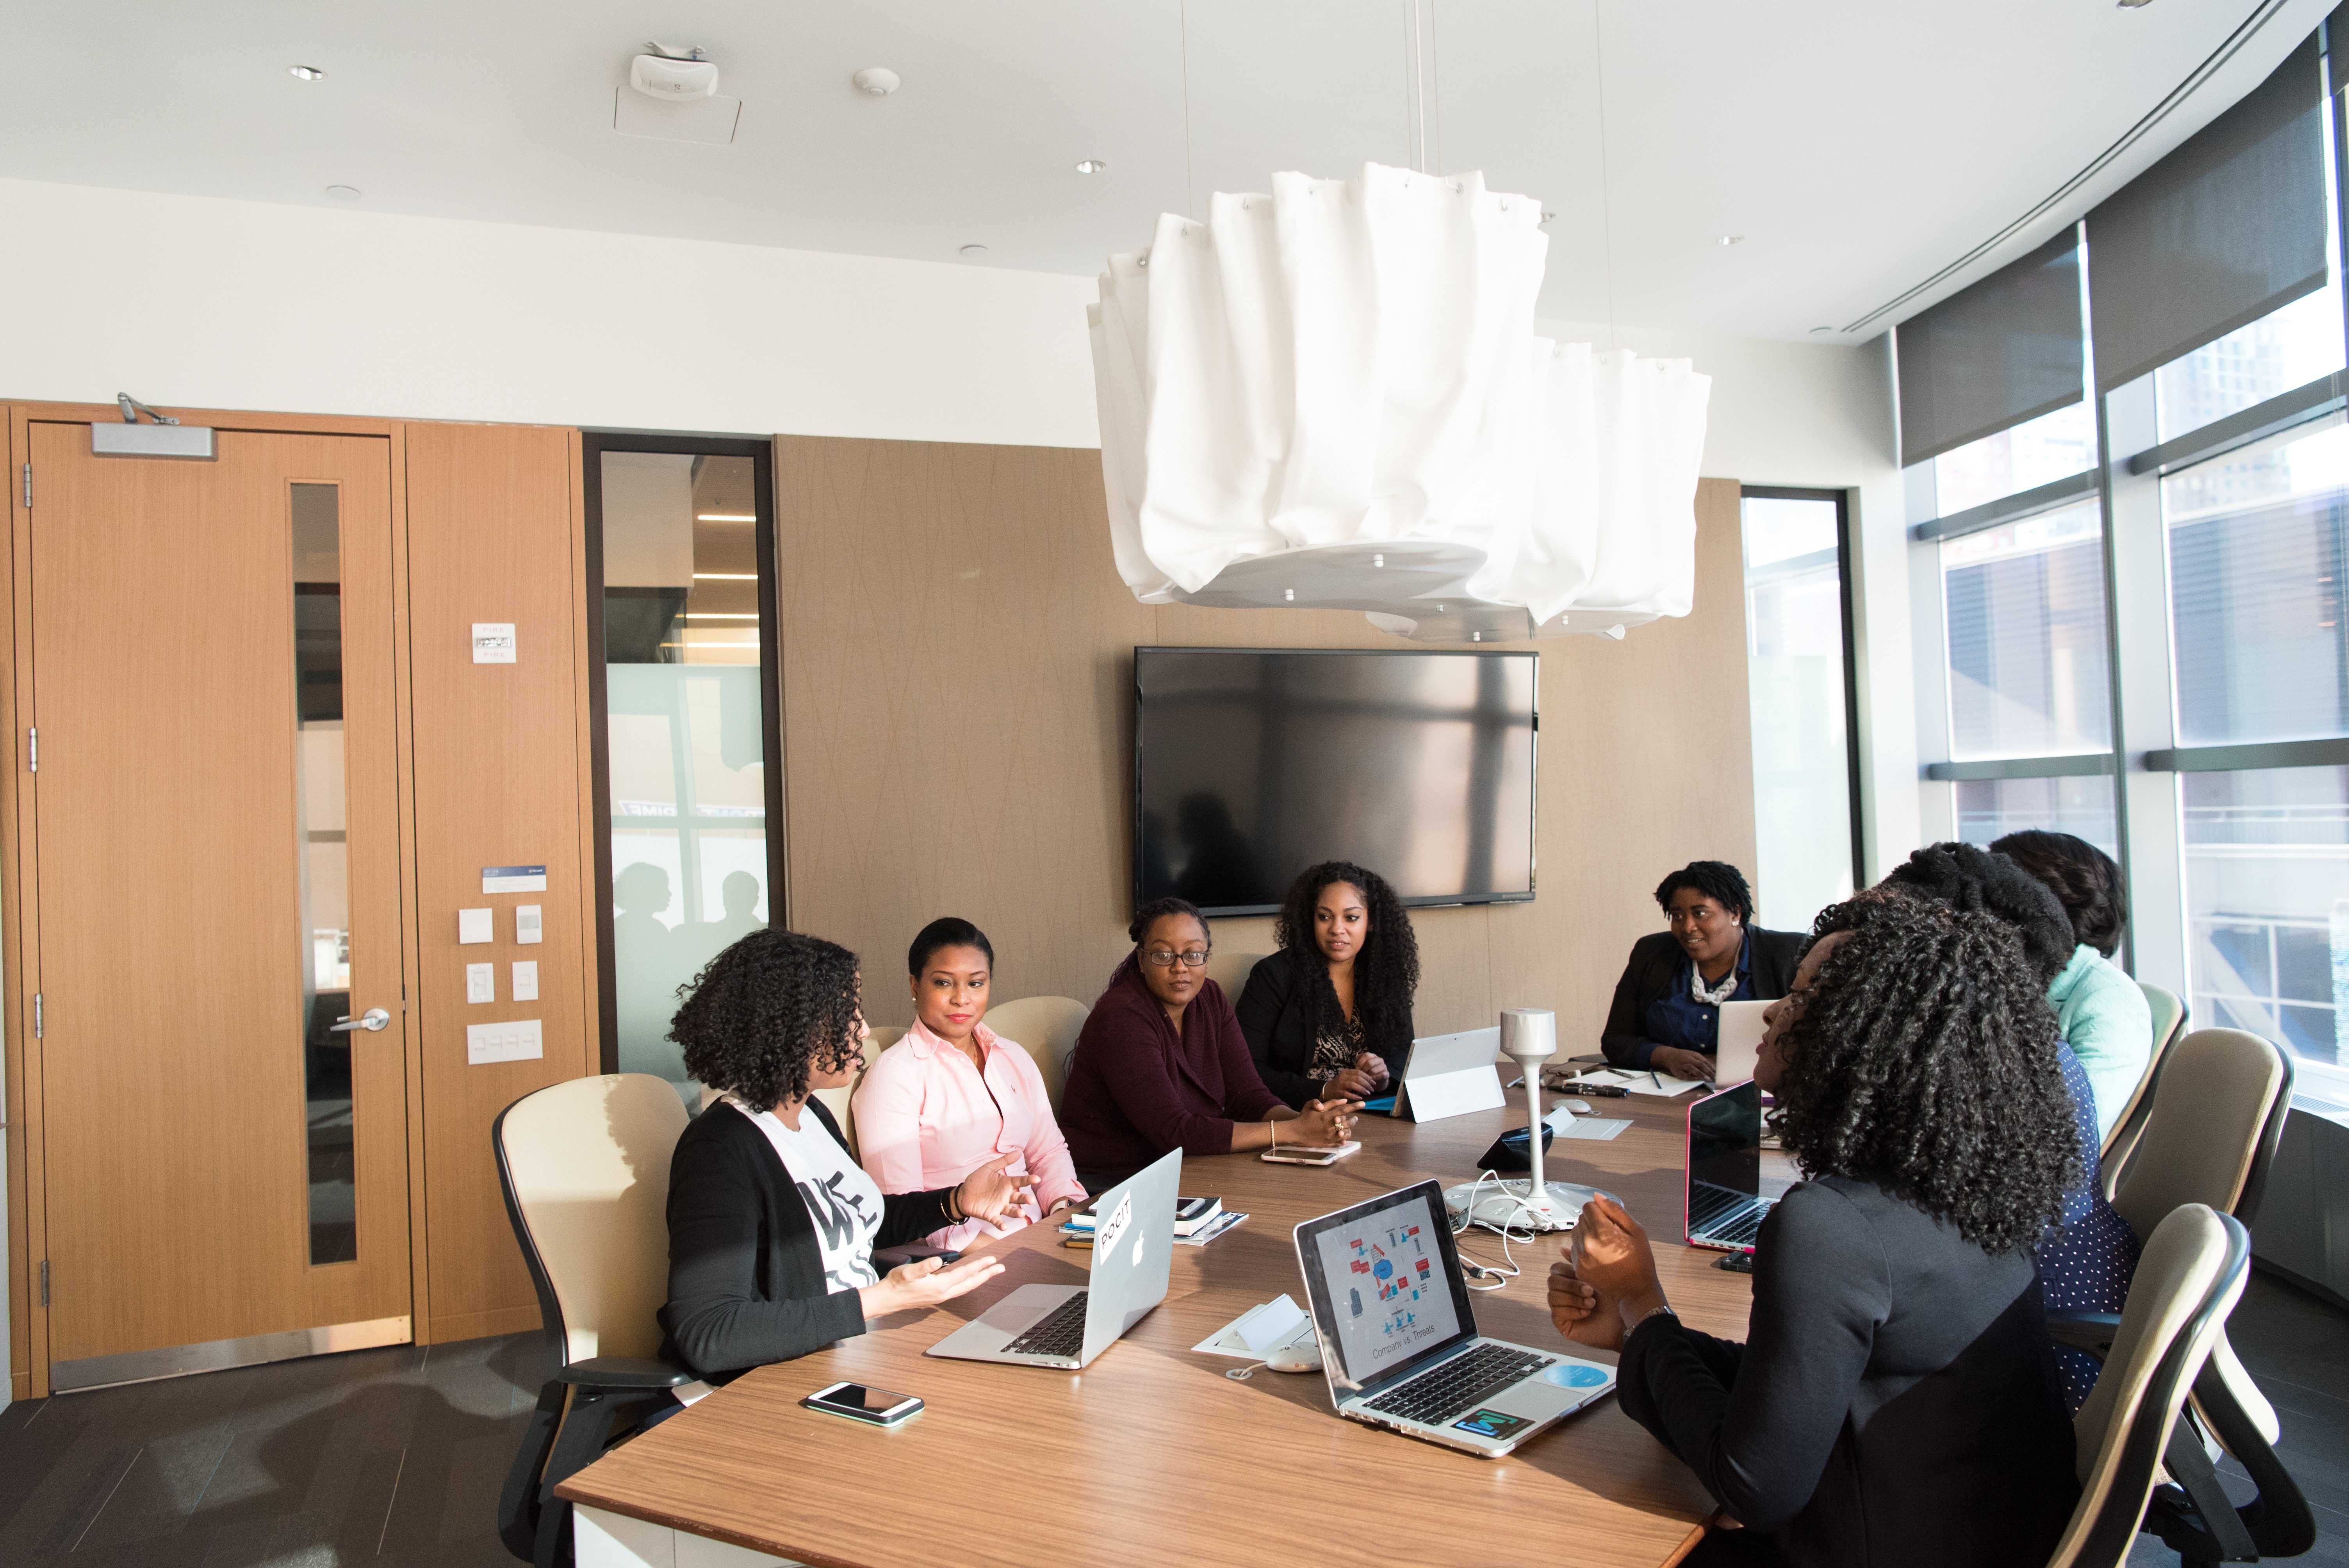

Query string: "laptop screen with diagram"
[[1298, 1184, 1477, 1390]]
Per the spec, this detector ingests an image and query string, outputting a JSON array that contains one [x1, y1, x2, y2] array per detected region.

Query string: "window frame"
[[580, 430, 786, 1076]]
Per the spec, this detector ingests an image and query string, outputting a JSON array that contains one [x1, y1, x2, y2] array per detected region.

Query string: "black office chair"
[[494, 1074, 696, 1568]]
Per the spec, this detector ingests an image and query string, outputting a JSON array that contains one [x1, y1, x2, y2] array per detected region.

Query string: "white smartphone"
[[800, 1381, 924, 1427], [1260, 1140, 1361, 1166]]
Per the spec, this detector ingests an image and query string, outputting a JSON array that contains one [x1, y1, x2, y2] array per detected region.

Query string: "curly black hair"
[[1273, 861, 1421, 1049], [1881, 841, 2074, 985], [1777, 898, 2079, 1254], [1654, 861, 1754, 925], [1991, 830, 2127, 958], [1128, 896, 1209, 946], [668, 928, 865, 1110]]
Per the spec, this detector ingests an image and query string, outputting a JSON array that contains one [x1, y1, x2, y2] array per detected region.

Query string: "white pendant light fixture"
[[1085, 7, 1709, 642]]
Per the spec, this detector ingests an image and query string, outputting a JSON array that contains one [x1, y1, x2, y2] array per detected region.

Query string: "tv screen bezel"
[[1130, 645, 1540, 919]]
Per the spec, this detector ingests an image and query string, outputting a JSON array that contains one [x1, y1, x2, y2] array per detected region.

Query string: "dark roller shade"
[[2087, 36, 2328, 392], [1896, 229, 2085, 466]]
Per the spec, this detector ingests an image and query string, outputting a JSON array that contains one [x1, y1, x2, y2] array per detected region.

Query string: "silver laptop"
[[926, 1149, 1178, 1369], [1715, 999, 1769, 1087], [1293, 1180, 1616, 1458]]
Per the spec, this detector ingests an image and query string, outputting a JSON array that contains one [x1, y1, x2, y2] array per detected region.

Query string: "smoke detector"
[[630, 46, 718, 100]]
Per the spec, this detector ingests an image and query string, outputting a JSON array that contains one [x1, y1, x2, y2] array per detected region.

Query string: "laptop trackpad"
[[975, 1283, 1074, 1334]]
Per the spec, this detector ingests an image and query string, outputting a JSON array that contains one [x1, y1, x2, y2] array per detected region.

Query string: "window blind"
[[1896, 229, 2085, 467], [2086, 36, 2328, 392]]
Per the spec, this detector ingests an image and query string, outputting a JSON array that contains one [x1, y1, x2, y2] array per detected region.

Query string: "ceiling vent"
[[615, 43, 740, 145]]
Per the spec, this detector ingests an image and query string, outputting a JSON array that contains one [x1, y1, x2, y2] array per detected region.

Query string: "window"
[[2154, 277, 2344, 442], [1940, 500, 2113, 760], [1954, 775, 2119, 858], [1740, 490, 1861, 930], [2180, 765, 2349, 1071], [1934, 399, 2098, 517], [587, 436, 784, 1106]]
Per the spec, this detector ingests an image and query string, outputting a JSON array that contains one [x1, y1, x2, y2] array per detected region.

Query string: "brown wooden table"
[[561, 1089, 1765, 1568]]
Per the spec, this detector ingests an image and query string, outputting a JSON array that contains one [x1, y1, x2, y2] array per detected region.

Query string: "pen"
[[1647, 1070, 1662, 1090]]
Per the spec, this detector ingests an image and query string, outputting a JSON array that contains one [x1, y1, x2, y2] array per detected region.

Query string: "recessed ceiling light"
[[959, 243, 989, 258], [2116, 0, 2154, 8], [1809, 325, 1836, 334], [325, 185, 361, 200], [1719, 234, 1745, 247], [290, 64, 326, 81], [851, 67, 900, 96], [1076, 159, 1109, 175]]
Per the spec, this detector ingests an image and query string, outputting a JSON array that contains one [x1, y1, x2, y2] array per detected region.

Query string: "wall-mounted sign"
[[483, 864, 546, 893], [472, 623, 517, 664]]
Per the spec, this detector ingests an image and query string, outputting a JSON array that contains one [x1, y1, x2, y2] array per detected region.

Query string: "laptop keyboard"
[[1362, 1343, 1553, 1427], [1690, 1190, 1771, 1247], [1004, 1291, 1090, 1359]]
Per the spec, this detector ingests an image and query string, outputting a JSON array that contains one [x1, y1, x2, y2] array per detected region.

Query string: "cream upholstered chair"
[[2099, 982, 2188, 1171], [985, 995, 1091, 1109], [1202, 949, 1268, 1001], [495, 1074, 695, 1568], [2044, 1204, 2311, 1565], [2107, 1027, 2293, 1242], [811, 1025, 903, 1162]]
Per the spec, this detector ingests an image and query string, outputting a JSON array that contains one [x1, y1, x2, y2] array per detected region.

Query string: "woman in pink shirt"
[[853, 918, 1088, 1247]]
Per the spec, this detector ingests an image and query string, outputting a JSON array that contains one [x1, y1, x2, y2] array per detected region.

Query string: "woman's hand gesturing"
[[955, 1153, 1037, 1227], [861, 1253, 1005, 1320]]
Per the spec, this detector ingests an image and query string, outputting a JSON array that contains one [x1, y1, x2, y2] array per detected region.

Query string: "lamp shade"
[[1087, 162, 1711, 638]]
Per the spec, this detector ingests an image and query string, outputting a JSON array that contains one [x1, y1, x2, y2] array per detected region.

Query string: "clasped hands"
[[1548, 1194, 1672, 1352], [1320, 1050, 1391, 1103]]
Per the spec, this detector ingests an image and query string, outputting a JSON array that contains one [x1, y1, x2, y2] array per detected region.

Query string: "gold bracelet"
[[1268, 1119, 1278, 1150]]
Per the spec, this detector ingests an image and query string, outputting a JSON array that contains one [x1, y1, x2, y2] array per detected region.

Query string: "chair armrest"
[[2196, 1330, 2281, 1449], [2045, 1311, 2123, 1357], [554, 1356, 695, 1390]]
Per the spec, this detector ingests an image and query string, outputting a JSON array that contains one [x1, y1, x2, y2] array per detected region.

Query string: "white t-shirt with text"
[[729, 1096, 883, 1294]]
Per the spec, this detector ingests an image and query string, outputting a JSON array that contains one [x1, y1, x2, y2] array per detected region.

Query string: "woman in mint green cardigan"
[[1993, 831, 2151, 1142]]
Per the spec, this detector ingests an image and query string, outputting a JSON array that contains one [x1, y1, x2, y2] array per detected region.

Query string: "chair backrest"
[[2051, 1204, 2249, 1568], [494, 1073, 690, 1367], [984, 996, 1091, 1109], [1203, 949, 1268, 1001], [2100, 982, 2187, 1172], [811, 1026, 901, 1161], [2109, 1028, 2293, 1245]]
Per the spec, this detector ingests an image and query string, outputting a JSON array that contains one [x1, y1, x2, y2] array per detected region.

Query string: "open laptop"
[[926, 1149, 1178, 1370], [1685, 1081, 1773, 1252], [1381, 1025, 1505, 1122], [1715, 1000, 1770, 1087], [1292, 1180, 1616, 1458]]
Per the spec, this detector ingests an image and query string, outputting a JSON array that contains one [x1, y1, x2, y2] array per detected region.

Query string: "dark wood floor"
[[0, 1329, 552, 1567], [0, 1271, 2340, 1566]]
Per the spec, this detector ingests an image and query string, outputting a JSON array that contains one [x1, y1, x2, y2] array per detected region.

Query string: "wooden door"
[[28, 422, 411, 1378]]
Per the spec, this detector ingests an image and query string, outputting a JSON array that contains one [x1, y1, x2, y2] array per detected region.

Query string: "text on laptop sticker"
[[1094, 1191, 1134, 1262]]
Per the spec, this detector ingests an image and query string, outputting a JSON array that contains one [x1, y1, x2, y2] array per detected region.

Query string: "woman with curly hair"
[[1549, 900, 2080, 1568], [1600, 861, 1807, 1079], [658, 928, 1034, 1383], [1873, 841, 2141, 1410], [1060, 897, 1360, 1187], [1993, 829, 2151, 1141], [1236, 861, 1418, 1108]]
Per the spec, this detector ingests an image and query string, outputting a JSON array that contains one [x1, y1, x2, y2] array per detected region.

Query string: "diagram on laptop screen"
[[1314, 1195, 1462, 1380]]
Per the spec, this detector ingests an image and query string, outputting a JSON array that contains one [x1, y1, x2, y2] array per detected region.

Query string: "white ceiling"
[[0, 0, 2328, 342]]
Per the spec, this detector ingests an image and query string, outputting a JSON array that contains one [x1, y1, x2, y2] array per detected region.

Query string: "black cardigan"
[[1615, 1177, 2077, 1568], [658, 1098, 957, 1384], [1234, 946, 1413, 1109], [1599, 927, 1805, 1067]]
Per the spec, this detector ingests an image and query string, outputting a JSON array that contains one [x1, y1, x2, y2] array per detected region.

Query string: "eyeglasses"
[[1142, 947, 1211, 968]]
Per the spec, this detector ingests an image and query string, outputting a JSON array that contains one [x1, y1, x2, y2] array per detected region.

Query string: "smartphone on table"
[[801, 1381, 924, 1427]]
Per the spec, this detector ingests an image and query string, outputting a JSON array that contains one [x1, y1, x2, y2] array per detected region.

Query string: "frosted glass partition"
[[601, 451, 771, 1107]]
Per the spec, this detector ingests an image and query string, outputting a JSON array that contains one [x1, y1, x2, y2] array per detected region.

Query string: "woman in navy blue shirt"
[[1600, 861, 1805, 1078]]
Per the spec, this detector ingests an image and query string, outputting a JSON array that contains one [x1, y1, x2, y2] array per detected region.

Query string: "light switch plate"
[[516, 904, 543, 945], [468, 1019, 543, 1065], [458, 907, 493, 944], [466, 962, 495, 1004], [512, 961, 539, 1002]]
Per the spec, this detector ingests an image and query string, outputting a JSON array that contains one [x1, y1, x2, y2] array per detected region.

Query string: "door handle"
[[332, 1007, 391, 1033]]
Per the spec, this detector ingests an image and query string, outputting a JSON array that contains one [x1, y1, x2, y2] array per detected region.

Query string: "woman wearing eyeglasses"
[[1060, 896, 1360, 1189]]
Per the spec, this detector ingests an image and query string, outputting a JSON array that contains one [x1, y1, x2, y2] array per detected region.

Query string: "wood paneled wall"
[[403, 422, 597, 1343], [778, 434, 1755, 1050]]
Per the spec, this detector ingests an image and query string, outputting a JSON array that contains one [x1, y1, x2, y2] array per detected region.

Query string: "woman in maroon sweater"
[[1061, 898, 1360, 1187]]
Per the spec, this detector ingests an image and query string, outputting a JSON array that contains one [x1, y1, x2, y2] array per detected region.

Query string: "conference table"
[[561, 1082, 1779, 1568]]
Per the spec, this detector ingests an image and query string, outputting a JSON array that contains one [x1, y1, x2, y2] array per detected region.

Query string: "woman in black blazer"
[[658, 928, 1032, 1384], [1236, 862, 1419, 1109], [1552, 898, 2082, 1568], [1600, 861, 1804, 1078]]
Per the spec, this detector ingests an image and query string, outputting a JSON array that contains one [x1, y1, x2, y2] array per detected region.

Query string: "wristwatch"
[[1631, 1301, 1679, 1333]]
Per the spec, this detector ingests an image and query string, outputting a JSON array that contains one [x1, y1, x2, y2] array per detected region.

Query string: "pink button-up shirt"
[[851, 1017, 1088, 1248]]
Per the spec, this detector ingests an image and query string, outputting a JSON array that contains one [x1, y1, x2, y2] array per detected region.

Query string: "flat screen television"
[[1133, 647, 1538, 916]]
